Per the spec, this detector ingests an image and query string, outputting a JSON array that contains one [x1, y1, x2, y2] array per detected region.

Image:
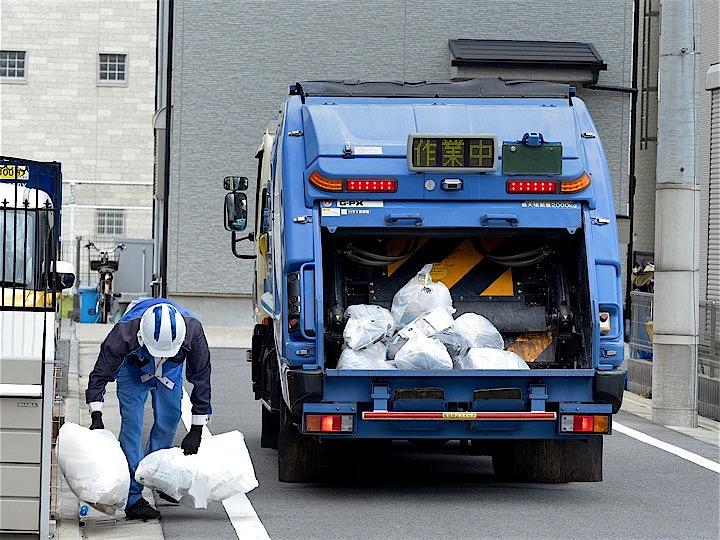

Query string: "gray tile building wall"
[[166, 0, 635, 323], [631, 0, 720, 301], [698, 0, 720, 301]]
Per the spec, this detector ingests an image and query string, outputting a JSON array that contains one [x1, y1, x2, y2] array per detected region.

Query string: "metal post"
[[651, 0, 699, 427]]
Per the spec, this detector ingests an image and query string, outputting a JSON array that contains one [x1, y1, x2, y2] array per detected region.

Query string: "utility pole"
[[651, 0, 699, 427]]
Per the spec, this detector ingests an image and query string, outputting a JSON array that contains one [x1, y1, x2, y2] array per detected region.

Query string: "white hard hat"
[[138, 303, 186, 358]]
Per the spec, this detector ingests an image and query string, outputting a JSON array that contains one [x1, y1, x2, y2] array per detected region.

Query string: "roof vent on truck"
[[290, 78, 573, 103]]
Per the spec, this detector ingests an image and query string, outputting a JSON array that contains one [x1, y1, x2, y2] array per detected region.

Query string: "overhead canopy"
[[448, 39, 607, 84]]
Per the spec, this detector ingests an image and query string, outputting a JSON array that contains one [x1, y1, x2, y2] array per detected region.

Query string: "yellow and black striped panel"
[[506, 331, 555, 363], [385, 237, 514, 298]]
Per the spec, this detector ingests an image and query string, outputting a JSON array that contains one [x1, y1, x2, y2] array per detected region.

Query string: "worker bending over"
[[85, 298, 212, 520]]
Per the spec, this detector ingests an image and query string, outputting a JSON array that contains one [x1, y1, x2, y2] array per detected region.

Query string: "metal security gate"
[[1, 159, 62, 538]]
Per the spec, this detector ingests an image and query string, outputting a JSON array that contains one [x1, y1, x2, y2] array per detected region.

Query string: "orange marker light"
[[560, 172, 591, 193], [308, 171, 343, 192]]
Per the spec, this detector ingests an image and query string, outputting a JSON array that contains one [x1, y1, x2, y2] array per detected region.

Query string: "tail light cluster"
[[305, 414, 354, 433], [507, 172, 591, 194], [309, 171, 397, 193], [560, 414, 610, 433]]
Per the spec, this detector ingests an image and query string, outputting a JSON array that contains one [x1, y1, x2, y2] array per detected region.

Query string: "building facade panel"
[[0, 0, 156, 261], [166, 0, 636, 321]]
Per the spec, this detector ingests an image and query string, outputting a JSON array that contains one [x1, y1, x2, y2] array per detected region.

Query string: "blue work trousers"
[[116, 362, 183, 507]]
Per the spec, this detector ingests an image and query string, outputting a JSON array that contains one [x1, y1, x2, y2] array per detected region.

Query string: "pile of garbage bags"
[[338, 264, 529, 371], [57, 422, 130, 515], [136, 430, 258, 509]]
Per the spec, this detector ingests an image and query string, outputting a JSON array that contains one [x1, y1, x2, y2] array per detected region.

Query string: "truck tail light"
[[309, 171, 343, 192], [506, 180, 557, 193], [346, 178, 397, 192], [560, 414, 610, 433], [305, 414, 354, 433], [560, 172, 591, 193], [308, 171, 398, 192]]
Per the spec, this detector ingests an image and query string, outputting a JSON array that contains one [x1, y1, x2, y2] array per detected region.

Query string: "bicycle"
[[85, 242, 126, 323]]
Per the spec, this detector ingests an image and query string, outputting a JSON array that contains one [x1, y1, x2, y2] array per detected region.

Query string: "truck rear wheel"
[[492, 436, 603, 483], [277, 402, 324, 482]]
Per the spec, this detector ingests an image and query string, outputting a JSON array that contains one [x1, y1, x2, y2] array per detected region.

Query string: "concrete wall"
[[0, 1, 156, 249], [166, 0, 635, 322]]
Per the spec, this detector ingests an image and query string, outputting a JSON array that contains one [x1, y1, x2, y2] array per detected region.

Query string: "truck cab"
[[224, 79, 625, 483]]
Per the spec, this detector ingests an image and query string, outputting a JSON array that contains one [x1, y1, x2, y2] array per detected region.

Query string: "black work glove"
[[89, 411, 104, 430], [181, 424, 202, 455]]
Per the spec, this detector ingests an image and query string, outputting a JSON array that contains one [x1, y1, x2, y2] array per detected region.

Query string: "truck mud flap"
[[286, 368, 323, 415], [593, 370, 625, 413], [492, 436, 603, 482]]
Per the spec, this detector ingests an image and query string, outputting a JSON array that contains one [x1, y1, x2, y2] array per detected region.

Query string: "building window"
[[0, 50, 27, 81], [98, 53, 127, 85], [96, 209, 125, 236]]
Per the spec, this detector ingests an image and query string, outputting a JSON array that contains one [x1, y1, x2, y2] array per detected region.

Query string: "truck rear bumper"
[[287, 368, 624, 439]]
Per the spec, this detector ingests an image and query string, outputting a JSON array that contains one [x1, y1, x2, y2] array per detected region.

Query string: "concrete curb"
[[622, 390, 720, 447]]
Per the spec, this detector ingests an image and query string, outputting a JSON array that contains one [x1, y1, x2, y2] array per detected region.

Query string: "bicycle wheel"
[[103, 293, 111, 323]]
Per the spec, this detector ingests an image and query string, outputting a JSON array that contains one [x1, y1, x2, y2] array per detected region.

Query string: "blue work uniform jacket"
[[85, 298, 212, 423]]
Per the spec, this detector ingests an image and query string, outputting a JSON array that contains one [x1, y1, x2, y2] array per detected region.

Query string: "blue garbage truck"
[[223, 79, 625, 482]]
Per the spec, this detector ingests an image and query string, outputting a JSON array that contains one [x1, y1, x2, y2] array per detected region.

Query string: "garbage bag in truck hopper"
[[457, 348, 530, 370], [386, 307, 455, 359], [453, 313, 505, 350], [391, 334, 453, 370], [337, 342, 395, 369], [391, 264, 454, 328], [343, 304, 395, 350]]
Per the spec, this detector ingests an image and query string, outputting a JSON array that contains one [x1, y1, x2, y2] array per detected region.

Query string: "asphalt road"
[[156, 349, 720, 540]]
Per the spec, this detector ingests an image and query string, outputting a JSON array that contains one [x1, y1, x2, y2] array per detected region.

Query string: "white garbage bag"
[[397, 307, 455, 340], [387, 307, 456, 359], [433, 327, 471, 360], [457, 348, 530, 370], [391, 264, 454, 328], [453, 313, 505, 349], [136, 430, 258, 509], [391, 334, 453, 370], [337, 342, 394, 369], [57, 422, 130, 515], [343, 304, 395, 350]]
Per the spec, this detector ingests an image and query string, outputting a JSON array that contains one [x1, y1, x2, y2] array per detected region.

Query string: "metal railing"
[[1, 193, 59, 311]]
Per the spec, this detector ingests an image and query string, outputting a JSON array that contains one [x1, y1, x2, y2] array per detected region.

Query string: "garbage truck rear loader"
[[223, 79, 625, 482]]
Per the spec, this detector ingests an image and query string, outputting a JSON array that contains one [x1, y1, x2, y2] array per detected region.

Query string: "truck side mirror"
[[225, 192, 248, 231], [223, 176, 249, 191]]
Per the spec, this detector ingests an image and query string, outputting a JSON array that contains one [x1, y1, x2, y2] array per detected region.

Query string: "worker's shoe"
[[157, 491, 180, 505], [125, 497, 160, 521]]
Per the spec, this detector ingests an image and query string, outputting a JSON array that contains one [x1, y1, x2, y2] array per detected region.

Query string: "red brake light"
[[346, 178, 397, 192], [573, 415, 595, 433], [506, 180, 558, 193]]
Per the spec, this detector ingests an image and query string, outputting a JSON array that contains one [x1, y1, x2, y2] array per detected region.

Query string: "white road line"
[[181, 390, 271, 540], [614, 421, 720, 474]]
